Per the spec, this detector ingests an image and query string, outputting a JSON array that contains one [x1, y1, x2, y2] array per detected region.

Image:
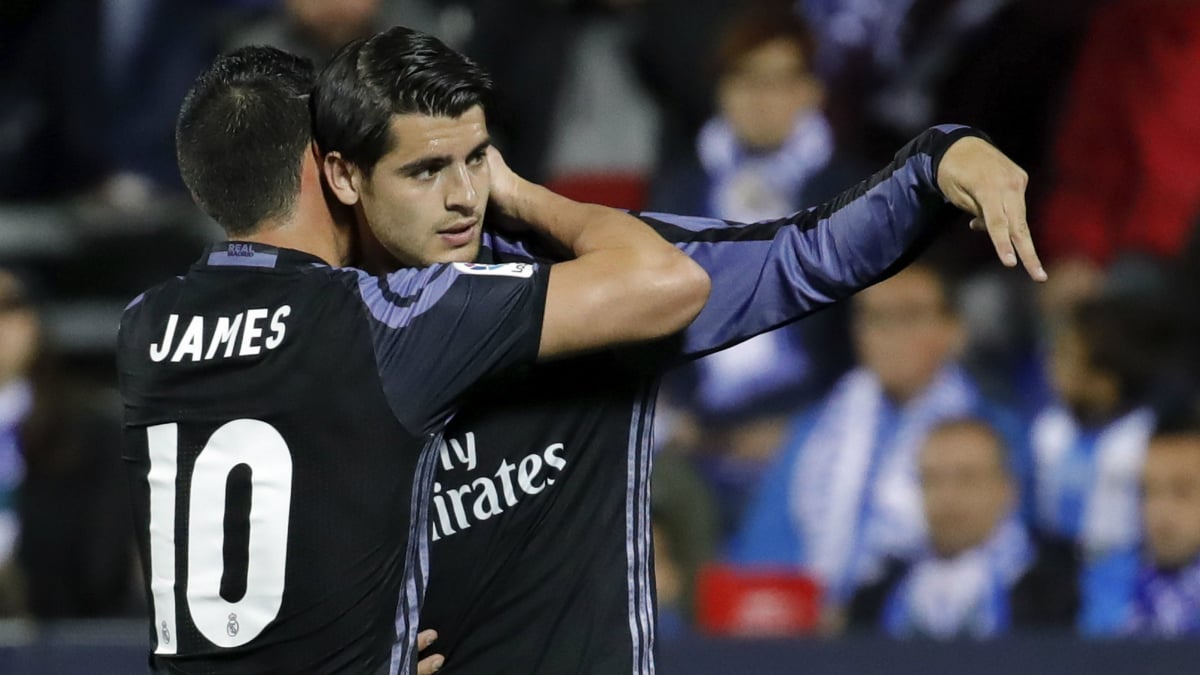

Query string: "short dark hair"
[[312, 26, 495, 175], [925, 416, 1013, 478], [176, 46, 315, 236], [715, 3, 817, 77], [1068, 296, 1180, 405]]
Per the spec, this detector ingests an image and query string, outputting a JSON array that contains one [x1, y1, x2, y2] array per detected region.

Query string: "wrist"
[[498, 176, 544, 222], [929, 126, 989, 196]]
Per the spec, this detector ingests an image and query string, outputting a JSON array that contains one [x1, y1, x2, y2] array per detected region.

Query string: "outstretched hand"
[[937, 136, 1047, 282]]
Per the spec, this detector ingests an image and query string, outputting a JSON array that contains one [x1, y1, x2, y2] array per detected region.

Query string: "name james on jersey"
[[149, 305, 292, 363]]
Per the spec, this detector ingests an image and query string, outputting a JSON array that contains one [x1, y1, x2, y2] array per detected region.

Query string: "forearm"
[[507, 180, 712, 359], [499, 178, 678, 260], [641, 124, 982, 359]]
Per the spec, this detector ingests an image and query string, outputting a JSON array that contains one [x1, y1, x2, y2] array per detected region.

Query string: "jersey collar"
[[196, 241, 329, 270]]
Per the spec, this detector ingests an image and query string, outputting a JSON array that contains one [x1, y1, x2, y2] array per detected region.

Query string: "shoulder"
[[118, 275, 187, 346]]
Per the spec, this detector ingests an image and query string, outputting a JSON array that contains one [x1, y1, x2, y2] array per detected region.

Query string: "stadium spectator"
[[849, 418, 1077, 638], [1037, 0, 1200, 314], [0, 270, 33, 616], [0, 0, 217, 201], [0, 269, 135, 619], [651, 5, 859, 535], [650, 4, 861, 221], [652, 451, 721, 639], [226, 0, 387, 65], [729, 261, 1009, 630], [794, 0, 1085, 171], [1080, 414, 1200, 636], [1029, 298, 1176, 560], [466, 0, 655, 187]]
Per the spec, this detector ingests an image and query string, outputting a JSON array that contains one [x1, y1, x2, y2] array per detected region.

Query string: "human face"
[[331, 106, 491, 267], [0, 272, 39, 386], [717, 39, 822, 152], [286, 0, 380, 49], [852, 267, 962, 403], [1142, 435, 1200, 569], [920, 424, 1013, 558], [1049, 323, 1118, 422]]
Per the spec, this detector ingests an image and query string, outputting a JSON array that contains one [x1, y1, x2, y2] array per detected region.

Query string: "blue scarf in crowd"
[[882, 516, 1034, 639], [789, 365, 979, 601], [1031, 406, 1153, 557], [690, 111, 835, 418], [697, 110, 834, 225], [1128, 555, 1200, 637]]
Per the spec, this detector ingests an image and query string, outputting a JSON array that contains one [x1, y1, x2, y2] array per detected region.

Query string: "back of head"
[[176, 47, 315, 236], [311, 26, 495, 175]]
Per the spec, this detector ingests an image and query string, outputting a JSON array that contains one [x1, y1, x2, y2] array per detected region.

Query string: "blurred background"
[[2, 0, 1200, 672]]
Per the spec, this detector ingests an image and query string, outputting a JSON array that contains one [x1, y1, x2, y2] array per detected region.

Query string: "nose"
[[445, 163, 477, 213]]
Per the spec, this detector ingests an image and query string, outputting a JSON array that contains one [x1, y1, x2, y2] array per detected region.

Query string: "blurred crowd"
[[2, 0, 1200, 644]]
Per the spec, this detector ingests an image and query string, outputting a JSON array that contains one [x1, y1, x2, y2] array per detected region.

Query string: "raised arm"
[[487, 149, 711, 359], [634, 125, 1042, 360]]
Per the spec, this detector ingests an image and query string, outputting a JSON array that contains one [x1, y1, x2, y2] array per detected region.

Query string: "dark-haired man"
[[311, 26, 1045, 673], [1081, 415, 1200, 636], [848, 418, 1078, 638], [119, 46, 710, 674]]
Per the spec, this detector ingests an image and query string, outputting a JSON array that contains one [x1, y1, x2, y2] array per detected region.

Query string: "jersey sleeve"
[[640, 124, 984, 362], [351, 261, 549, 435]]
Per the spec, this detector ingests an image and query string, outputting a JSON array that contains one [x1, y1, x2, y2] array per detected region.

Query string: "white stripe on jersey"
[[625, 382, 658, 675], [639, 385, 658, 674], [391, 434, 442, 674], [625, 394, 645, 674]]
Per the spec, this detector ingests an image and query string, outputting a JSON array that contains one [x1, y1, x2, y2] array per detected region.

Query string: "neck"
[[234, 146, 349, 266], [238, 211, 344, 267], [884, 380, 930, 407], [1154, 551, 1200, 575]]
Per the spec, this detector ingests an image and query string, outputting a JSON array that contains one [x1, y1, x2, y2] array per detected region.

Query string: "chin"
[[441, 242, 482, 264]]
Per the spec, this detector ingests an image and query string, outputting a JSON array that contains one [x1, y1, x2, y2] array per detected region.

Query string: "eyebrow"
[[397, 138, 492, 176]]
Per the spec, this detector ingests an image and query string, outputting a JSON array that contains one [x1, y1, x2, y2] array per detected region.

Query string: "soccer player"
[[311, 27, 1045, 673], [118, 47, 710, 674]]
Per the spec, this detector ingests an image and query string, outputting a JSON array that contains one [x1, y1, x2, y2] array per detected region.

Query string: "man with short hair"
[[848, 418, 1077, 638], [311, 26, 1045, 673], [732, 262, 995, 621], [1082, 415, 1200, 636], [119, 46, 710, 674]]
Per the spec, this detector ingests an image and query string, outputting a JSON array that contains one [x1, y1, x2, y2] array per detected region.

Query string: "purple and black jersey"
[[419, 125, 983, 673], [118, 244, 547, 674]]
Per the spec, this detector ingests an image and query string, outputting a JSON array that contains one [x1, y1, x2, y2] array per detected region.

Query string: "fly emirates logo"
[[430, 432, 566, 542]]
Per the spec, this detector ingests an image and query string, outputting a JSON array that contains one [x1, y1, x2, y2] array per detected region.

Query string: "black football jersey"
[[419, 126, 980, 673], [118, 242, 547, 674]]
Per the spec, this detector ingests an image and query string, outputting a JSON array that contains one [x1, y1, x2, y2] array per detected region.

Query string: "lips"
[[438, 219, 479, 248]]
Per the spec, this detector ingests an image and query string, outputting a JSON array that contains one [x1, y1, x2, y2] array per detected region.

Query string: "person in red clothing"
[[1038, 0, 1200, 313]]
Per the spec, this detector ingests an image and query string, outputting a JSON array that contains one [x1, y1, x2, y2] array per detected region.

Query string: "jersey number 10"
[[146, 419, 292, 653]]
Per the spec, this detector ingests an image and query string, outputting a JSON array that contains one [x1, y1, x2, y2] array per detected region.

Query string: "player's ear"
[[323, 151, 362, 207]]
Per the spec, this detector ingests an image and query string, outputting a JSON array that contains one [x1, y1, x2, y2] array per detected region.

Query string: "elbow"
[[677, 255, 712, 324], [649, 252, 711, 337]]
